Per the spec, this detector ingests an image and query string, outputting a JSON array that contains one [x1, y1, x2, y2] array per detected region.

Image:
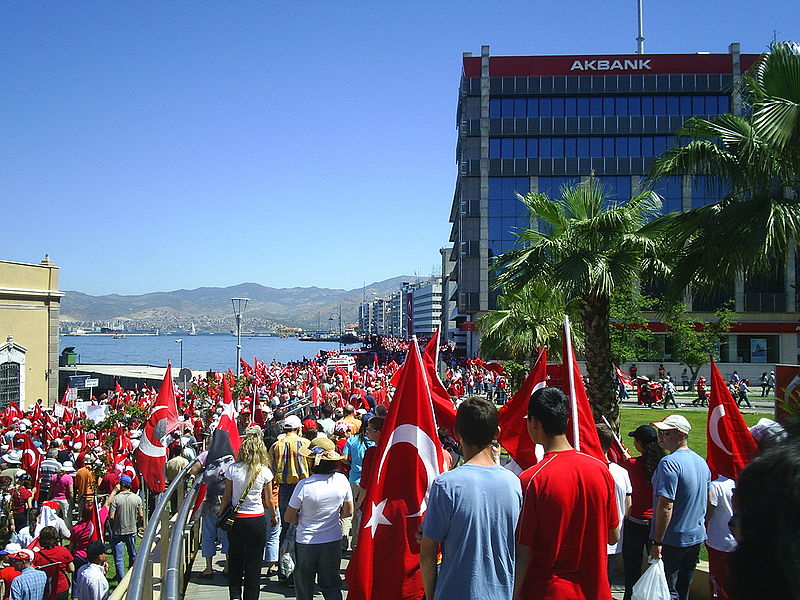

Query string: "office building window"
[[691, 175, 730, 208], [488, 177, 531, 260], [489, 136, 676, 159], [489, 95, 730, 118], [648, 176, 682, 214]]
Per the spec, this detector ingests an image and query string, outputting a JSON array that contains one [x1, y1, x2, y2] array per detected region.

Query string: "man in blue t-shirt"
[[420, 396, 522, 600], [650, 415, 711, 600]]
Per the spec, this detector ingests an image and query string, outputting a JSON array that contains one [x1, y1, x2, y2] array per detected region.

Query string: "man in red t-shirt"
[[515, 387, 620, 600]]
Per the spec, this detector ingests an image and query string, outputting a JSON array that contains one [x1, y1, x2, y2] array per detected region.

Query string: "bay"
[[59, 334, 357, 372]]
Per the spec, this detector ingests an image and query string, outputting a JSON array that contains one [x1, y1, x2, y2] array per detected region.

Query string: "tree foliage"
[[648, 42, 800, 303], [609, 286, 658, 366], [663, 301, 736, 385]]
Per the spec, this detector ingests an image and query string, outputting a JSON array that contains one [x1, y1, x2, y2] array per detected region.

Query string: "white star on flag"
[[364, 499, 392, 538]]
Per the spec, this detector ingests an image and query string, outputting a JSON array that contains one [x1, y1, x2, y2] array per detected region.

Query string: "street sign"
[[66, 389, 77, 402], [178, 368, 193, 383], [85, 378, 99, 388], [69, 375, 89, 389]]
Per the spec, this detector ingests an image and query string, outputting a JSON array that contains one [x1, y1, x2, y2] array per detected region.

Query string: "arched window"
[[0, 362, 20, 408]]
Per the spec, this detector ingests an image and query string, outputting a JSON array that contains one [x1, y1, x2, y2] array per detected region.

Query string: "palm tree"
[[648, 41, 800, 302], [477, 281, 579, 365], [495, 177, 668, 423]]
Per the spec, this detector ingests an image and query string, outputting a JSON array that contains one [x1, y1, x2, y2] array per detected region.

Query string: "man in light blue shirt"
[[420, 396, 522, 600], [650, 415, 711, 600], [9, 549, 47, 600]]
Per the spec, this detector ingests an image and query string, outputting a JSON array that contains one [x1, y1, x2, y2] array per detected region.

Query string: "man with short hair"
[[421, 396, 522, 600], [8, 549, 46, 600], [515, 387, 619, 600], [72, 540, 110, 600], [341, 405, 361, 434], [268, 415, 310, 548], [108, 475, 143, 581], [649, 415, 711, 600]]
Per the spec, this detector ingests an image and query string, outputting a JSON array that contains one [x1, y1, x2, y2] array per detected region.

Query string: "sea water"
[[59, 334, 356, 372]]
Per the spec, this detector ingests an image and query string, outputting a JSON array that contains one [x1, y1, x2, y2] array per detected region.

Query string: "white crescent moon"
[[709, 405, 733, 456], [376, 424, 440, 518], [23, 449, 36, 465]]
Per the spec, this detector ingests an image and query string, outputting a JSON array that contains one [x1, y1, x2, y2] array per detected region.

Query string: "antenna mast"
[[636, 0, 645, 54]]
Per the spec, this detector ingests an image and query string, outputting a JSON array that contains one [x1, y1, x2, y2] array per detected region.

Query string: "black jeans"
[[227, 515, 267, 600], [662, 542, 701, 600], [621, 518, 651, 600]]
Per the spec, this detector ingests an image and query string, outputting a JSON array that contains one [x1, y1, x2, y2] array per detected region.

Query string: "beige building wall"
[[0, 256, 63, 408]]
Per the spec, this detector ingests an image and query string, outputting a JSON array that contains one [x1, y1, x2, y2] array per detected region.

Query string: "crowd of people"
[[0, 342, 795, 600]]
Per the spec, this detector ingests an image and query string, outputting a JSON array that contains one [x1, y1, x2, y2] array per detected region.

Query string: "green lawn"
[[619, 406, 768, 461]]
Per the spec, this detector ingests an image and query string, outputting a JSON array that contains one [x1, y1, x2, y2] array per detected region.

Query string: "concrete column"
[[681, 175, 692, 211], [529, 176, 538, 231], [786, 244, 796, 312], [479, 44, 490, 312], [735, 272, 745, 312], [729, 43, 742, 116]]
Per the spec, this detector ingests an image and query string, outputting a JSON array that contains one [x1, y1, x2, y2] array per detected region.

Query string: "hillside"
[[60, 276, 423, 331]]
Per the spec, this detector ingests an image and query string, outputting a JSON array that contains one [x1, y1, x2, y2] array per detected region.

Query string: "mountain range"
[[60, 276, 423, 332]]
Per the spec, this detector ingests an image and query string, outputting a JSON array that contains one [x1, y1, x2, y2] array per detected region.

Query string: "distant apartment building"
[[0, 256, 63, 408], [447, 44, 798, 363], [359, 277, 445, 339]]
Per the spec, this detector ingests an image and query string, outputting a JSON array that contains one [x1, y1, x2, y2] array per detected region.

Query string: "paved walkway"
[[183, 551, 630, 600]]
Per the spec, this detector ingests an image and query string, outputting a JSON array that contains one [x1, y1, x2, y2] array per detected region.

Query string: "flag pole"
[[564, 315, 580, 451]]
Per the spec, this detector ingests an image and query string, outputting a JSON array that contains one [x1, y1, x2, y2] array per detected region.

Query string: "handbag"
[[631, 558, 670, 600], [215, 468, 258, 531]]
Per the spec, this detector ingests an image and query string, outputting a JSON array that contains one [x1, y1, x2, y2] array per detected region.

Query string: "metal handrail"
[[162, 478, 203, 600], [126, 459, 198, 600]]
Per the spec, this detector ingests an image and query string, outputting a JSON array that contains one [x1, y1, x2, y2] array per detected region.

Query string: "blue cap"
[[120, 474, 132, 485]]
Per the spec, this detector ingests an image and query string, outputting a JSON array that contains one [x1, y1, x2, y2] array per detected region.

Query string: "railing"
[[111, 459, 199, 600], [163, 478, 203, 600]]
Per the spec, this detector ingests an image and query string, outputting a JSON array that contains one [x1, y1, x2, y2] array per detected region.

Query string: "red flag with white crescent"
[[134, 364, 179, 493], [497, 347, 547, 470], [345, 338, 445, 600], [421, 329, 456, 438], [707, 360, 758, 479]]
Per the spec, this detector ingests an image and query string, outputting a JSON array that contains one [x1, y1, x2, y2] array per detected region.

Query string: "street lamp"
[[175, 338, 186, 397], [329, 305, 342, 351], [231, 298, 250, 376]]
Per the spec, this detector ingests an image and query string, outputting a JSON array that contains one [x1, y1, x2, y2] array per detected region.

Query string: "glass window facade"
[[489, 136, 676, 158], [691, 175, 731, 208], [648, 176, 682, 214], [489, 95, 730, 118], [488, 177, 531, 258]]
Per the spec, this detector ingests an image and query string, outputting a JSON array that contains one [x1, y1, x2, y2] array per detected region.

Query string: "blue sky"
[[2, 1, 797, 295]]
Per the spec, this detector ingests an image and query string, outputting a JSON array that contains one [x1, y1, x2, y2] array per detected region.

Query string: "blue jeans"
[[294, 540, 342, 600], [112, 533, 137, 580], [201, 514, 229, 557], [264, 510, 281, 563], [662, 543, 701, 600]]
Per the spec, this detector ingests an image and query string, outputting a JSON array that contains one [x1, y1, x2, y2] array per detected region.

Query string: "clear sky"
[[2, 1, 798, 295]]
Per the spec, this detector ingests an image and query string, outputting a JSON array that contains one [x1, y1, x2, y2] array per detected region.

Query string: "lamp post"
[[231, 298, 250, 376], [329, 306, 342, 351], [175, 338, 186, 397]]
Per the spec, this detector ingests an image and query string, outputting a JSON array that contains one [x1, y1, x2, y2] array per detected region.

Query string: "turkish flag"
[[421, 329, 457, 438], [345, 338, 445, 600], [112, 425, 132, 458], [87, 497, 104, 543], [559, 317, 606, 462], [252, 388, 266, 426], [206, 375, 241, 466], [614, 365, 633, 387], [497, 347, 547, 470], [707, 360, 758, 479], [17, 434, 43, 491], [135, 364, 179, 493], [310, 383, 323, 407], [114, 455, 141, 492]]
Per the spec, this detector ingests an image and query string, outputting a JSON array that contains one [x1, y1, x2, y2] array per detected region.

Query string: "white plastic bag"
[[631, 558, 670, 600]]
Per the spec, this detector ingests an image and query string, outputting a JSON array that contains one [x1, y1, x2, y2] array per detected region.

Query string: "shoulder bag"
[[216, 467, 259, 531]]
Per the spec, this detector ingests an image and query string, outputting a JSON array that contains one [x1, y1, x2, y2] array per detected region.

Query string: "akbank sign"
[[570, 59, 652, 71]]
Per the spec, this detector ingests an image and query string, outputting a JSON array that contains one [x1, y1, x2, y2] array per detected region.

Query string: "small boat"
[[189, 322, 197, 336]]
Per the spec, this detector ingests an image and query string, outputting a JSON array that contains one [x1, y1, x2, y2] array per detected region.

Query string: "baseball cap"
[[119, 474, 133, 485], [628, 424, 658, 443], [0, 543, 21, 556], [651, 414, 691, 434], [282, 415, 302, 430], [11, 549, 35, 562], [86, 540, 110, 561]]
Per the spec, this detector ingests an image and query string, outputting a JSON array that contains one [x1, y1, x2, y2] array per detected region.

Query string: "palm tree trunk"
[[579, 293, 619, 426]]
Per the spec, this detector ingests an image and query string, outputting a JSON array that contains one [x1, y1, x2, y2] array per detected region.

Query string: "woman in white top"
[[220, 426, 277, 600], [285, 437, 353, 600]]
